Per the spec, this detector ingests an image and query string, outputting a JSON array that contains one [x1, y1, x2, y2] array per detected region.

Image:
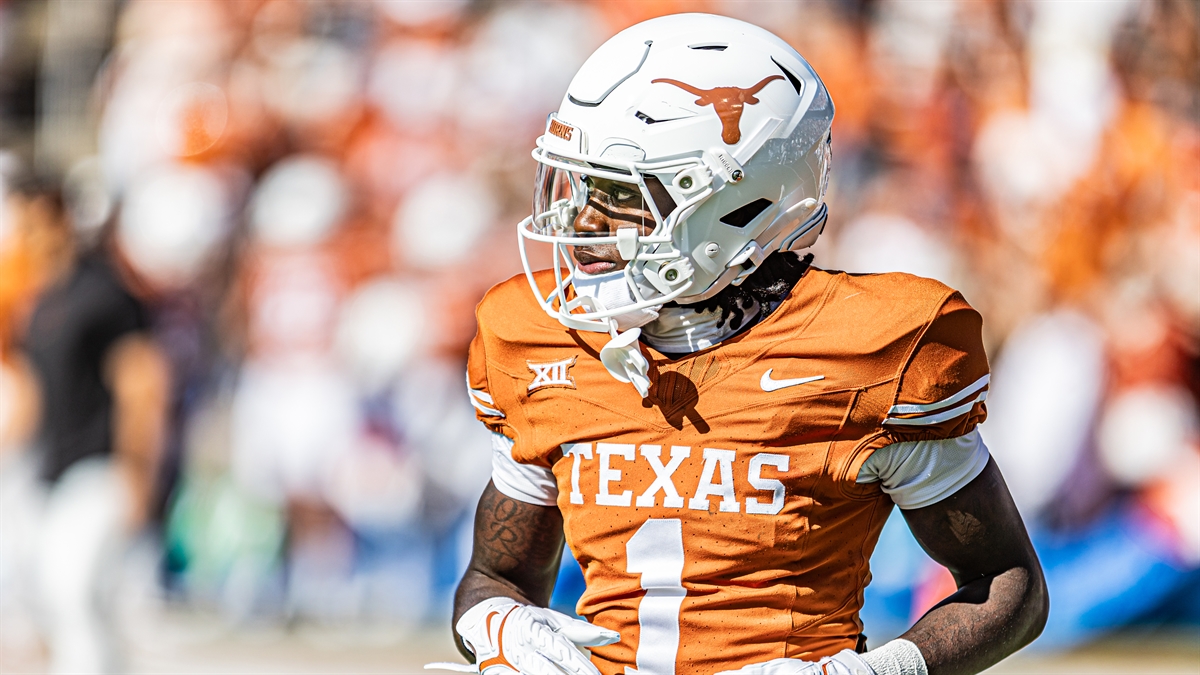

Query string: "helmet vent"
[[771, 57, 803, 95], [719, 198, 773, 228], [568, 95, 600, 108], [689, 43, 727, 51], [635, 111, 690, 125], [567, 40, 654, 108]]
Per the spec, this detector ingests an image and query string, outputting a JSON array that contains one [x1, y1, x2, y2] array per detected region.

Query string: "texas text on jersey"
[[466, 267, 989, 674]]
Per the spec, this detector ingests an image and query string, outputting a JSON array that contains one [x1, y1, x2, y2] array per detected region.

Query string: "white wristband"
[[860, 639, 928, 675]]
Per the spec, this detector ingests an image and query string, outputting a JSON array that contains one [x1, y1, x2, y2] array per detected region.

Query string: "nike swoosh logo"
[[479, 610, 517, 671], [760, 370, 824, 392]]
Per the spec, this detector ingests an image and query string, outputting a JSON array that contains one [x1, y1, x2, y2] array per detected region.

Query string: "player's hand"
[[715, 650, 875, 675], [453, 597, 620, 675]]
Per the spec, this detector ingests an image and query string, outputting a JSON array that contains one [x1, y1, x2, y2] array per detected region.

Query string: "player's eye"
[[612, 187, 640, 204]]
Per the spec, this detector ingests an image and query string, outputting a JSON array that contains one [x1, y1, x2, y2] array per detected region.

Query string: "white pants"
[[35, 459, 129, 675]]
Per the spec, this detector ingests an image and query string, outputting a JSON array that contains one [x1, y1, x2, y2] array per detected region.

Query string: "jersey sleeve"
[[490, 431, 559, 506], [466, 327, 508, 436], [856, 429, 991, 509], [883, 291, 989, 442], [467, 318, 561, 506]]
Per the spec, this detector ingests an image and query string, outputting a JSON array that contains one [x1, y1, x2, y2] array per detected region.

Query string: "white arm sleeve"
[[856, 429, 991, 510], [490, 432, 559, 506]]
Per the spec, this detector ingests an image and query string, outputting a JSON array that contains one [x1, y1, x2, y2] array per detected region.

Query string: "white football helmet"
[[519, 13, 834, 336]]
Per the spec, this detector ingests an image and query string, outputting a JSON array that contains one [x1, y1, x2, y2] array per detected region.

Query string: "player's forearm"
[[452, 482, 566, 660], [901, 563, 1048, 675], [899, 460, 1049, 675], [453, 569, 532, 660]]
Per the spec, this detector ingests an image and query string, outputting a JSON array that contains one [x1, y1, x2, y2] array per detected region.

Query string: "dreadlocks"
[[674, 251, 815, 331]]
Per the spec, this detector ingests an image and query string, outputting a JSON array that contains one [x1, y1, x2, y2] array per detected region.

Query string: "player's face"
[[571, 177, 653, 275], [571, 176, 674, 275]]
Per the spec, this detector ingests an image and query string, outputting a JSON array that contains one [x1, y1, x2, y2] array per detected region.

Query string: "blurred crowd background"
[[0, 0, 1196, 671]]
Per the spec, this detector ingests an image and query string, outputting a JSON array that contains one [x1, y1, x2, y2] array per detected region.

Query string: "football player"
[[448, 13, 1047, 675]]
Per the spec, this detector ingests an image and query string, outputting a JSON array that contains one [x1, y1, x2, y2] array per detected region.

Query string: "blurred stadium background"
[[0, 0, 1196, 673]]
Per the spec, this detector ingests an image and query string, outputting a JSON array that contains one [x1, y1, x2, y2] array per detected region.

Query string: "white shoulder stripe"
[[469, 396, 505, 418], [465, 372, 504, 418], [464, 371, 496, 403], [884, 390, 987, 426], [888, 374, 990, 415]]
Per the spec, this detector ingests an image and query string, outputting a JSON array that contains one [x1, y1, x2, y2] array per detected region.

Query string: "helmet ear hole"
[[719, 198, 773, 228]]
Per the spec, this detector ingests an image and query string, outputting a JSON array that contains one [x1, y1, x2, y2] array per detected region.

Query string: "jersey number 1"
[[625, 518, 685, 675]]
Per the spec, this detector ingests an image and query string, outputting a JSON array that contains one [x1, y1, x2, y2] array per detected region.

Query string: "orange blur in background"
[[0, 1, 1196, 673]]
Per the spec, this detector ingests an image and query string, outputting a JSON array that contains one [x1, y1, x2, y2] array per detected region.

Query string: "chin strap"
[[598, 325, 651, 398], [571, 269, 656, 397]]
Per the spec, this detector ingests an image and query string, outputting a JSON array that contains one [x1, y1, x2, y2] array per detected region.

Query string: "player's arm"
[[456, 328, 570, 654], [451, 326, 618, 674], [871, 292, 1045, 675], [898, 459, 1047, 675], [453, 480, 566, 658], [888, 294, 1046, 674]]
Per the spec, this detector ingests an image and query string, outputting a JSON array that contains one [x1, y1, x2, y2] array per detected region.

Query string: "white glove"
[[438, 597, 620, 675], [715, 649, 875, 675]]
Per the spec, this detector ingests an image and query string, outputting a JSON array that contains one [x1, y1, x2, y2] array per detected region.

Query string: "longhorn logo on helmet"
[[652, 76, 784, 144]]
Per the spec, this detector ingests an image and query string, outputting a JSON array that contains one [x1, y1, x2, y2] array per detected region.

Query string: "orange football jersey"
[[466, 267, 989, 675]]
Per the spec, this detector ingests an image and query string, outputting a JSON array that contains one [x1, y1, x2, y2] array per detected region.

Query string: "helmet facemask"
[[521, 145, 718, 337]]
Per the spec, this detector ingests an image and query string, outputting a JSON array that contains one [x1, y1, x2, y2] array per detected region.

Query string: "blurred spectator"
[[17, 175, 170, 673]]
